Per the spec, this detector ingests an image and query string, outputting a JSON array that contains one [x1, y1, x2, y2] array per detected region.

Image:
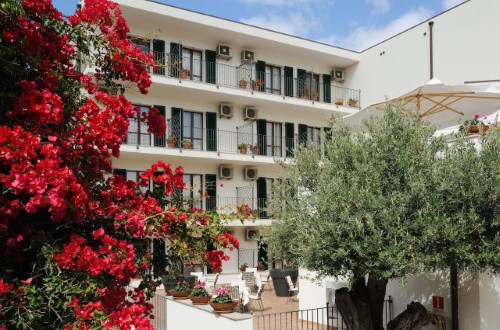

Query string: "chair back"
[[285, 275, 294, 288], [257, 283, 265, 298], [243, 271, 255, 288], [228, 285, 240, 300], [213, 272, 220, 287], [190, 272, 203, 282]]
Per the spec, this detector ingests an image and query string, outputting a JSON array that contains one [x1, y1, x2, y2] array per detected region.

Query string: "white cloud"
[[365, 0, 390, 15], [442, 0, 466, 10], [240, 12, 312, 36], [320, 7, 432, 51]]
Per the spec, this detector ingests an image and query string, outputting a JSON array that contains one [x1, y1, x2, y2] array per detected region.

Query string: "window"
[[265, 65, 281, 94], [307, 126, 321, 147], [298, 72, 320, 100], [182, 48, 202, 81], [127, 105, 150, 146], [182, 174, 203, 209], [182, 111, 203, 150], [129, 37, 150, 54], [266, 122, 282, 157]]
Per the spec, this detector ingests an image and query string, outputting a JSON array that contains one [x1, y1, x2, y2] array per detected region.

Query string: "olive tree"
[[267, 106, 499, 330]]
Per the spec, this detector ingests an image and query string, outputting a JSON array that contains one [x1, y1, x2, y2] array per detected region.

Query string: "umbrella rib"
[[419, 95, 465, 117]]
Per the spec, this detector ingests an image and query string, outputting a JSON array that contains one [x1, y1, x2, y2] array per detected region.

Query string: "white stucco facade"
[[113, 0, 499, 325]]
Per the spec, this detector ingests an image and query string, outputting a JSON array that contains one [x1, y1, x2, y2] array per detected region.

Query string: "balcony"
[[124, 124, 322, 160], [151, 52, 361, 109]]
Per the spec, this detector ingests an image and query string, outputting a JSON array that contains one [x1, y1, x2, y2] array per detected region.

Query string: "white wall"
[[166, 297, 253, 330], [478, 273, 500, 330], [351, 0, 500, 108]]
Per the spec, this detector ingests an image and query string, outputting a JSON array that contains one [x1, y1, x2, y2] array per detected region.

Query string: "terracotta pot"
[[257, 268, 265, 272], [467, 124, 489, 135], [239, 82, 247, 89], [239, 147, 248, 154], [169, 290, 190, 300], [240, 268, 247, 272], [209, 301, 238, 313], [189, 295, 212, 305], [182, 142, 192, 149], [167, 142, 176, 148]]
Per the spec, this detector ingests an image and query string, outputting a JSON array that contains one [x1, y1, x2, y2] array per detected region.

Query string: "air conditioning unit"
[[217, 44, 231, 60], [243, 167, 258, 180], [244, 107, 258, 121], [219, 103, 233, 118], [246, 229, 259, 240], [332, 68, 345, 82], [219, 165, 233, 180], [241, 50, 255, 62]]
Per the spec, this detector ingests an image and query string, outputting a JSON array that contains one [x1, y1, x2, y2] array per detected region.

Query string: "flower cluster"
[[191, 282, 209, 297], [0, 0, 238, 328], [173, 281, 191, 293], [212, 287, 233, 304]]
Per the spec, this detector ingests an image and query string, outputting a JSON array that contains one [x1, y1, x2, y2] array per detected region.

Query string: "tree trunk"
[[387, 302, 433, 330], [335, 276, 388, 330]]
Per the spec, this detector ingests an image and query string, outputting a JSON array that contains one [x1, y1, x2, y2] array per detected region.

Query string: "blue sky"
[[53, 0, 466, 51]]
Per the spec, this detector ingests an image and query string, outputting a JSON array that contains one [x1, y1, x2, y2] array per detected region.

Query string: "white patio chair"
[[249, 283, 266, 313], [285, 275, 299, 303]]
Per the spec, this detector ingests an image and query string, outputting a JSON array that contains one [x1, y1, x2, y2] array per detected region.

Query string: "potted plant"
[[238, 143, 248, 154], [299, 88, 309, 99], [348, 98, 358, 107], [311, 91, 319, 101], [169, 280, 191, 299], [239, 79, 248, 89], [252, 79, 263, 91], [239, 262, 249, 272], [460, 114, 490, 135], [209, 287, 238, 313], [167, 135, 176, 148], [189, 281, 212, 305], [182, 138, 192, 149], [180, 68, 191, 79], [256, 260, 266, 272], [335, 98, 344, 106]]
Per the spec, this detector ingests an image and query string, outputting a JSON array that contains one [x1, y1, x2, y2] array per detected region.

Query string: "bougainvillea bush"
[[0, 0, 239, 328]]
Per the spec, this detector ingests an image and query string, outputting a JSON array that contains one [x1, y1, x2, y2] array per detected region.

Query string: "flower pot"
[[257, 268, 265, 272], [240, 268, 247, 272], [270, 268, 298, 297], [182, 142, 192, 149], [253, 147, 259, 155], [348, 101, 357, 107], [169, 290, 190, 300], [189, 295, 212, 305], [167, 142, 176, 148], [466, 124, 489, 135], [209, 301, 238, 314], [162, 276, 178, 295], [239, 147, 247, 154], [239, 82, 247, 89], [180, 70, 190, 79]]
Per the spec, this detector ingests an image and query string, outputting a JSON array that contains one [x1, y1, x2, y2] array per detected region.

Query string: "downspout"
[[428, 21, 434, 79]]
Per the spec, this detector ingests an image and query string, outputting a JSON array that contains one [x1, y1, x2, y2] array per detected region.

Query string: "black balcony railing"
[[152, 52, 361, 108], [125, 125, 323, 159]]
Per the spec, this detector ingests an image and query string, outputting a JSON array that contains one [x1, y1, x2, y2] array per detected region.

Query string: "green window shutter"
[[323, 126, 332, 158], [171, 107, 183, 147], [256, 177, 267, 218], [285, 122, 295, 157], [205, 50, 216, 84], [297, 68, 307, 97], [113, 168, 127, 178], [154, 105, 166, 147], [205, 112, 217, 151], [284, 66, 294, 97], [298, 124, 308, 145], [205, 174, 217, 211], [255, 60, 266, 92], [256, 119, 267, 156], [170, 42, 182, 77], [153, 39, 165, 75], [323, 74, 331, 103]]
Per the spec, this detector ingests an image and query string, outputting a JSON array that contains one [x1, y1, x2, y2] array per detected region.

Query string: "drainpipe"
[[428, 21, 434, 79]]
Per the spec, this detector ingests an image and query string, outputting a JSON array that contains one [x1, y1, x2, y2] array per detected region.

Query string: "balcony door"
[[182, 111, 203, 150], [127, 105, 151, 146], [266, 121, 282, 157], [182, 48, 202, 81], [265, 65, 281, 94]]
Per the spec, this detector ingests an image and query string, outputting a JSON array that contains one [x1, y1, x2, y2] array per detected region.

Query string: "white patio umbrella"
[[340, 78, 500, 129]]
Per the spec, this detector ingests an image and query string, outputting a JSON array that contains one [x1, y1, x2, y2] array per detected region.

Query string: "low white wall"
[[479, 273, 500, 330], [166, 297, 253, 330]]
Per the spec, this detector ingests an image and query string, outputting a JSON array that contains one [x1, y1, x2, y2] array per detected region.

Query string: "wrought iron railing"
[[152, 52, 361, 108], [125, 125, 323, 159]]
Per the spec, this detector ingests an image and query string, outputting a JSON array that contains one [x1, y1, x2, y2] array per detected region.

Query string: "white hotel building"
[[94, 0, 500, 328]]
